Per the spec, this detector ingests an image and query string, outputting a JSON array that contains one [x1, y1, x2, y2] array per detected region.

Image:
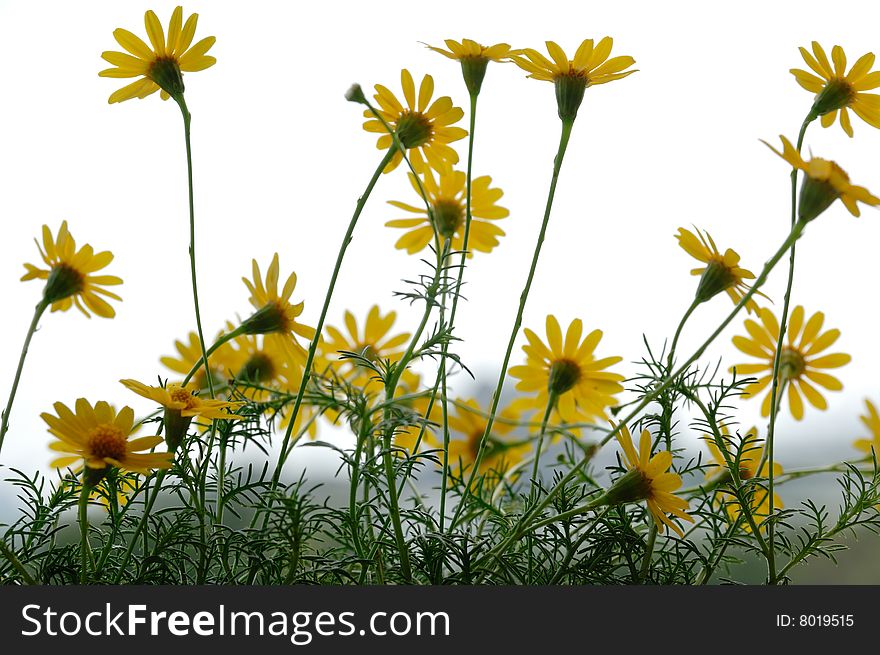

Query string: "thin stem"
[[0, 539, 39, 585], [175, 96, 215, 401], [0, 300, 48, 453], [182, 326, 244, 387], [269, 147, 396, 489], [439, 93, 479, 530], [530, 392, 557, 492], [78, 484, 93, 584], [450, 118, 575, 531], [638, 522, 658, 582], [111, 470, 166, 584], [667, 299, 700, 372], [765, 114, 813, 585]]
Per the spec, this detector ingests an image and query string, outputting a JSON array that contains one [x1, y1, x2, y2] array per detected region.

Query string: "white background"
[[1, 0, 879, 503]]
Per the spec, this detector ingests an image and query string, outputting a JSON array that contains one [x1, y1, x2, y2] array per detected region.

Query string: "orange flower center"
[[87, 424, 128, 462], [169, 386, 197, 409]]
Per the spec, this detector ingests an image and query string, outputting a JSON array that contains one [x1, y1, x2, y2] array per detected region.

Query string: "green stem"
[[268, 147, 396, 490], [111, 470, 166, 584], [175, 96, 215, 401], [0, 300, 48, 453], [450, 118, 575, 531], [438, 92, 479, 530], [530, 392, 557, 492], [0, 539, 39, 585], [638, 522, 658, 582], [765, 114, 814, 585], [667, 299, 699, 372], [78, 484, 93, 584], [182, 326, 244, 387]]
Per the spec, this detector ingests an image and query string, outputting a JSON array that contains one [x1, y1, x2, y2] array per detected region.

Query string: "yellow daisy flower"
[[426, 39, 512, 62], [64, 474, 141, 510], [763, 135, 880, 222], [853, 399, 880, 456], [703, 425, 782, 532], [120, 379, 243, 420], [511, 38, 636, 120], [508, 315, 624, 425], [731, 306, 851, 420], [791, 42, 880, 137], [602, 423, 693, 537], [363, 69, 467, 173], [386, 165, 509, 256], [321, 306, 411, 392], [215, 327, 296, 404], [241, 253, 315, 363], [160, 330, 228, 391], [43, 399, 172, 484], [425, 39, 513, 95], [676, 227, 765, 313], [446, 399, 526, 477], [120, 378, 243, 450], [21, 221, 122, 318], [99, 6, 216, 104]]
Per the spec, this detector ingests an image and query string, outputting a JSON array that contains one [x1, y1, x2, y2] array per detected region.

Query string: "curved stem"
[[182, 326, 244, 387], [111, 470, 166, 584], [268, 148, 396, 491], [0, 539, 38, 585], [667, 299, 700, 372], [78, 485, 93, 584], [175, 96, 215, 401], [0, 300, 48, 454], [764, 114, 813, 585], [450, 118, 575, 531], [530, 392, 557, 492]]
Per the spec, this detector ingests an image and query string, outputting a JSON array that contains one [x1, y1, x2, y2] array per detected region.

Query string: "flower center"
[[87, 424, 128, 462], [44, 264, 84, 303], [548, 358, 582, 395], [395, 111, 433, 149], [432, 199, 464, 238], [780, 346, 806, 380], [239, 353, 275, 382], [169, 386, 197, 409]]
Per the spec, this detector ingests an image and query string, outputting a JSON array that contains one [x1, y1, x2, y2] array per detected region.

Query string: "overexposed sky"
[[1, 0, 880, 483]]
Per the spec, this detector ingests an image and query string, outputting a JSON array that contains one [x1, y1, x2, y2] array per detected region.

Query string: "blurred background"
[[1, 0, 879, 582]]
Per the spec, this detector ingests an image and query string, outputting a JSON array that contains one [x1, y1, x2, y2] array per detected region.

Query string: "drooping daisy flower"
[[363, 69, 467, 173], [853, 399, 880, 457], [676, 227, 765, 313], [425, 39, 513, 95], [22, 221, 122, 318], [386, 165, 509, 256], [120, 379, 243, 450], [599, 423, 693, 537], [321, 306, 411, 392], [99, 6, 216, 104], [43, 399, 172, 485], [732, 306, 851, 420], [511, 38, 636, 120], [703, 425, 782, 532], [763, 135, 880, 222], [446, 399, 526, 477], [791, 42, 880, 137], [509, 315, 624, 425]]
